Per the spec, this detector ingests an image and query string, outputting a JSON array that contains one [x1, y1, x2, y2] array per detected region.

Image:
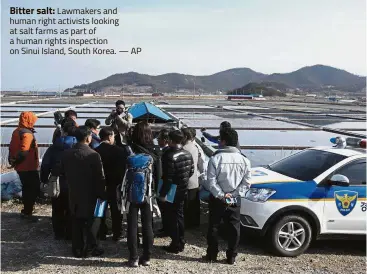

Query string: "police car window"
[[268, 150, 347, 181], [333, 160, 366, 185]]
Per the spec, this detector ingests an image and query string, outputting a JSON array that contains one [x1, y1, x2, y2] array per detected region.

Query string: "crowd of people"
[[8, 100, 251, 267]]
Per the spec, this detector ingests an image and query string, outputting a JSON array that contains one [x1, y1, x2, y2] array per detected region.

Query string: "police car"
[[241, 137, 366, 257]]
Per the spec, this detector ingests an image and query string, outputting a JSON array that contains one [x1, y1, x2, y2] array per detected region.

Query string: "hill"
[[66, 65, 365, 93], [227, 82, 287, 97], [262, 65, 365, 90], [66, 68, 265, 94]]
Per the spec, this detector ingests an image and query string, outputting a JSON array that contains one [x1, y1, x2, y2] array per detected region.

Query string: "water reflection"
[[197, 130, 348, 147]]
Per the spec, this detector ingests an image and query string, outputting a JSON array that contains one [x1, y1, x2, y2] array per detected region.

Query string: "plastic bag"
[[1, 180, 22, 201]]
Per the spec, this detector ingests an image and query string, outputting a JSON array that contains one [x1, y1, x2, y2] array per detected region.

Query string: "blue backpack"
[[55, 135, 77, 150], [123, 154, 154, 204]]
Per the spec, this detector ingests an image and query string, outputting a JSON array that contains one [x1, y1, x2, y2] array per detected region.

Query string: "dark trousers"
[[206, 195, 241, 259], [127, 202, 153, 261], [184, 188, 200, 229], [72, 216, 101, 253], [17, 171, 40, 215], [157, 199, 169, 233], [52, 190, 71, 239], [100, 187, 122, 238], [166, 198, 185, 249]]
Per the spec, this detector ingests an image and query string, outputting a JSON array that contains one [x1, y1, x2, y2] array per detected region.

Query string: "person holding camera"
[[203, 128, 251, 265], [105, 100, 133, 146]]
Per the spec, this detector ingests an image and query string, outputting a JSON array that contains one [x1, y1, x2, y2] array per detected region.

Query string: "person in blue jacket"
[[85, 119, 101, 149], [40, 121, 77, 240], [201, 121, 241, 149]]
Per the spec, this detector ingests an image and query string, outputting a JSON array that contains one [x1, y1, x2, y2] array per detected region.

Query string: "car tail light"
[[359, 139, 366, 148]]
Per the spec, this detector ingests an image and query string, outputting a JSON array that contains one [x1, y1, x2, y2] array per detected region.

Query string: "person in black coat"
[[159, 130, 194, 254], [126, 121, 161, 267], [40, 122, 77, 240], [155, 128, 171, 237], [60, 126, 106, 258], [95, 127, 132, 241]]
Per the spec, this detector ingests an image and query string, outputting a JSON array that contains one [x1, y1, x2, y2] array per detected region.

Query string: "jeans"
[[127, 202, 153, 261], [206, 195, 240, 259], [17, 171, 40, 215]]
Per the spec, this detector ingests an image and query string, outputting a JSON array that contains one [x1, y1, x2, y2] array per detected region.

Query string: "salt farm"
[[1, 96, 366, 274], [1, 96, 366, 169]]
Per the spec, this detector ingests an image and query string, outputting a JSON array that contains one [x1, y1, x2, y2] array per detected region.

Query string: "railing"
[[0, 143, 308, 150]]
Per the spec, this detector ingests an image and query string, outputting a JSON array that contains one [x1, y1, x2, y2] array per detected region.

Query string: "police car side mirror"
[[201, 137, 205, 143], [329, 174, 350, 187]]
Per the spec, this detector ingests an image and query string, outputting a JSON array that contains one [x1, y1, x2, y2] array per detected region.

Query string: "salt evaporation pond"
[[1, 102, 365, 169]]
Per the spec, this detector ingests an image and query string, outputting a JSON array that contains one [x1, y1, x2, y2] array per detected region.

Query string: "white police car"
[[241, 137, 366, 257]]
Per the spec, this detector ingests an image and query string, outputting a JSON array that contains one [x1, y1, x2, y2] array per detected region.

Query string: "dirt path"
[[1, 201, 366, 274]]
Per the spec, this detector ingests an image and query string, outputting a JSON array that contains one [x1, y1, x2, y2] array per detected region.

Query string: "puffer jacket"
[[8, 112, 39, 172], [206, 146, 251, 199], [161, 146, 194, 200]]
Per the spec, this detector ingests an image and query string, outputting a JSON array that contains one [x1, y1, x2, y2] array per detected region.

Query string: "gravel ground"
[[1, 200, 366, 274]]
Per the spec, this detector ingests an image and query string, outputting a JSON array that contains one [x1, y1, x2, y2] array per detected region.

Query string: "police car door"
[[323, 159, 366, 233]]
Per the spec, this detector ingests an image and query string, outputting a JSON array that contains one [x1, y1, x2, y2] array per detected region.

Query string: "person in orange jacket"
[[8, 112, 40, 222]]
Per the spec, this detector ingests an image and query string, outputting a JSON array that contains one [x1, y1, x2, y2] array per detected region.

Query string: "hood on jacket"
[[18, 112, 37, 129], [54, 135, 77, 150]]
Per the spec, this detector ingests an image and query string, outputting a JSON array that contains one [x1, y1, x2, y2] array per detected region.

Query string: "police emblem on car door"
[[334, 190, 358, 216]]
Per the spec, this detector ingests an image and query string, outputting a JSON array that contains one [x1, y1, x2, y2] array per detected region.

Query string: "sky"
[[1, 0, 366, 91]]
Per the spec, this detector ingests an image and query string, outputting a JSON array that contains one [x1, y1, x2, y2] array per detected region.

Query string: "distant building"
[[227, 94, 265, 100], [103, 94, 120, 97], [82, 93, 94, 97], [152, 92, 164, 97], [327, 96, 342, 102]]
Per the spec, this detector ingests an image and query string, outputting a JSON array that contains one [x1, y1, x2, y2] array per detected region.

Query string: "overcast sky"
[[1, 0, 366, 91]]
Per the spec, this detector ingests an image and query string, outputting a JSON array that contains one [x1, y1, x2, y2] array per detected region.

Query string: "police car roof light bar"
[[331, 137, 366, 149]]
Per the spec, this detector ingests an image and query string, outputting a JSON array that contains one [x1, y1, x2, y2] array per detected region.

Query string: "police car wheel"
[[269, 215, 312, 257]]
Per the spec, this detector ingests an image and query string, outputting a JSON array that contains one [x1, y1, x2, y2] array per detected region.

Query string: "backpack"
[[122, 154, 154, 205]]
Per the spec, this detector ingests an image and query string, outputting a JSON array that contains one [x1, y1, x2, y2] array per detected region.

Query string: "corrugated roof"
[[128, 102, 172, 121]]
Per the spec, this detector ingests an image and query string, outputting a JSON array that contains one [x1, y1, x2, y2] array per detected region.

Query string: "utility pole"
[[193, 76, 196, 100]]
